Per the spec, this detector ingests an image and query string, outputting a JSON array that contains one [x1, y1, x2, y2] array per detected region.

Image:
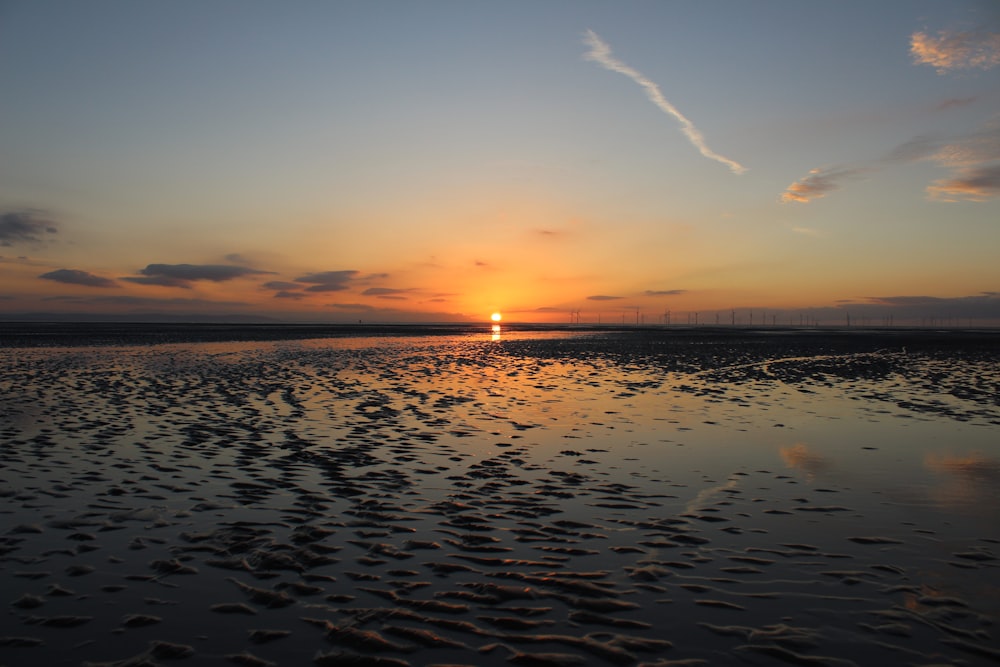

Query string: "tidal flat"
[[1, 326, 998, 666]]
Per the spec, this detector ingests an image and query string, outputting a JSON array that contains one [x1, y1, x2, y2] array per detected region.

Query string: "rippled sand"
[[1, 327, 998, 666]]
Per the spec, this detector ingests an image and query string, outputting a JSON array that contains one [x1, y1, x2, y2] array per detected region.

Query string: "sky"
[[1, 0, 999, 325]]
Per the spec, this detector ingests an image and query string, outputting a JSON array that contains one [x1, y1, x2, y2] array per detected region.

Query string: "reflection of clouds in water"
[[780, 443, 831, 480], [925, 451, 1000, 510], [684, 478, 738, 514], [925, 451, 1000, 481]]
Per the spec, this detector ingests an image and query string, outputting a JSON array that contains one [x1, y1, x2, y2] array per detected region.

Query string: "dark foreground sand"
[[1, 327, 998, 666]]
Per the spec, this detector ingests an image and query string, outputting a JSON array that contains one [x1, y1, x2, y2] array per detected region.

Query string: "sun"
[[490, 312, 502, 322]]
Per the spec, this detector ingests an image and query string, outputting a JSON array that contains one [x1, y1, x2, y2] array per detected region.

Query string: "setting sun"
[[490, 312, 502, 322]]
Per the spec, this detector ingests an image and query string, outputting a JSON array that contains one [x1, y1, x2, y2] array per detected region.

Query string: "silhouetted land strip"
[[1, 320, 999, 349]]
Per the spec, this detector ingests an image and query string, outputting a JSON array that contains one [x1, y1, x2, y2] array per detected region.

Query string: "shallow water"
[[1, 328, 998, 666]]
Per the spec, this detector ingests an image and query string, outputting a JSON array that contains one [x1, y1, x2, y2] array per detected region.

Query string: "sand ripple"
[[1, 329, 998, 665]]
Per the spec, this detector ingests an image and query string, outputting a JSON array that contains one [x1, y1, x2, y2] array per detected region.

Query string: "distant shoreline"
[[2, 320, 998, 348]]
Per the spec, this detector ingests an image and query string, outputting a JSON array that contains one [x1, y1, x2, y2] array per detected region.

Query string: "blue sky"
[[1, 1, 998, 323]]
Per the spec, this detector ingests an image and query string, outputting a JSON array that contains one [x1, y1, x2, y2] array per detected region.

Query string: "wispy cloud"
[[883, 134, 943, 163], [911, 29, 1000, 73], [39, 268, 119, 288], [329, 303, 375, 312], [866, 293, 999, 308], [644, 289, 686, 297], [262, 280, 301, 291], [847, 292, 1000, 321], [42, 295, 250, 308], [587, 294, 623, 301], [780, 166, 868, 203], [0, 210, 58, 246], [783, 24, 999, 204], [582, 29, 746, 175], [927, 163, 1000, 202], [294, 270, 359, 292], [362, 287, 410, 297], [936, 96, 978, 111], [123, 263, 272, 288], [925, 120, 1000, 201], [783, 120, 1000, 203], [321, 303, 469, 324]]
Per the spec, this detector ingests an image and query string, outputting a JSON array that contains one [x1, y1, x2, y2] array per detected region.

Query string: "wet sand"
[[2, 327, 998, 666]]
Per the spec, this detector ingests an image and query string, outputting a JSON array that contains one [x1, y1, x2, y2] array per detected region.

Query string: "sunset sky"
[[2, 1, 999, 324]]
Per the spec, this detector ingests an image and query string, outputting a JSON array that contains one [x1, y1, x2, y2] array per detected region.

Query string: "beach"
[[2, 325, 998, 666]]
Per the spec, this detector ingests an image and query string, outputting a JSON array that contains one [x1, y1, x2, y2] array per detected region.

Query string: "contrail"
[[583, 29, 746, 175]]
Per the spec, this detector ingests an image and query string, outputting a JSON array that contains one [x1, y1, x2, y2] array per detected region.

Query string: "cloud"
[[927, 162, 1000, 202], [866, 296, 948, 306], [644, 289, 686, 297], [263, 280, 308, 299], [780, 166, 868, 203], [844, 292, 1000, 322], [911, 29, 1000, 73], [329, 302, 376, 311], [0, 210, 58, 246], [930, 122, 1000, 167], [262, 280, 301, 291], [0, 255, 45, 266], [361, 287, 412, 301], [315, 303, 470, 324], [362, 287, 409, 297], [293, 270, 359, 292], [123, 263, 272, 288], [936, 96, 978, 111], [582, 29, 746, 175], [587, 295, 623, 301], [883, 134, 942, 163], [924, 121, 1000, 201], [783, 122, 999, 203], [39, 268, 119, 288], [42, 295, 249, 308], [866, 293, 1000, 309]]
